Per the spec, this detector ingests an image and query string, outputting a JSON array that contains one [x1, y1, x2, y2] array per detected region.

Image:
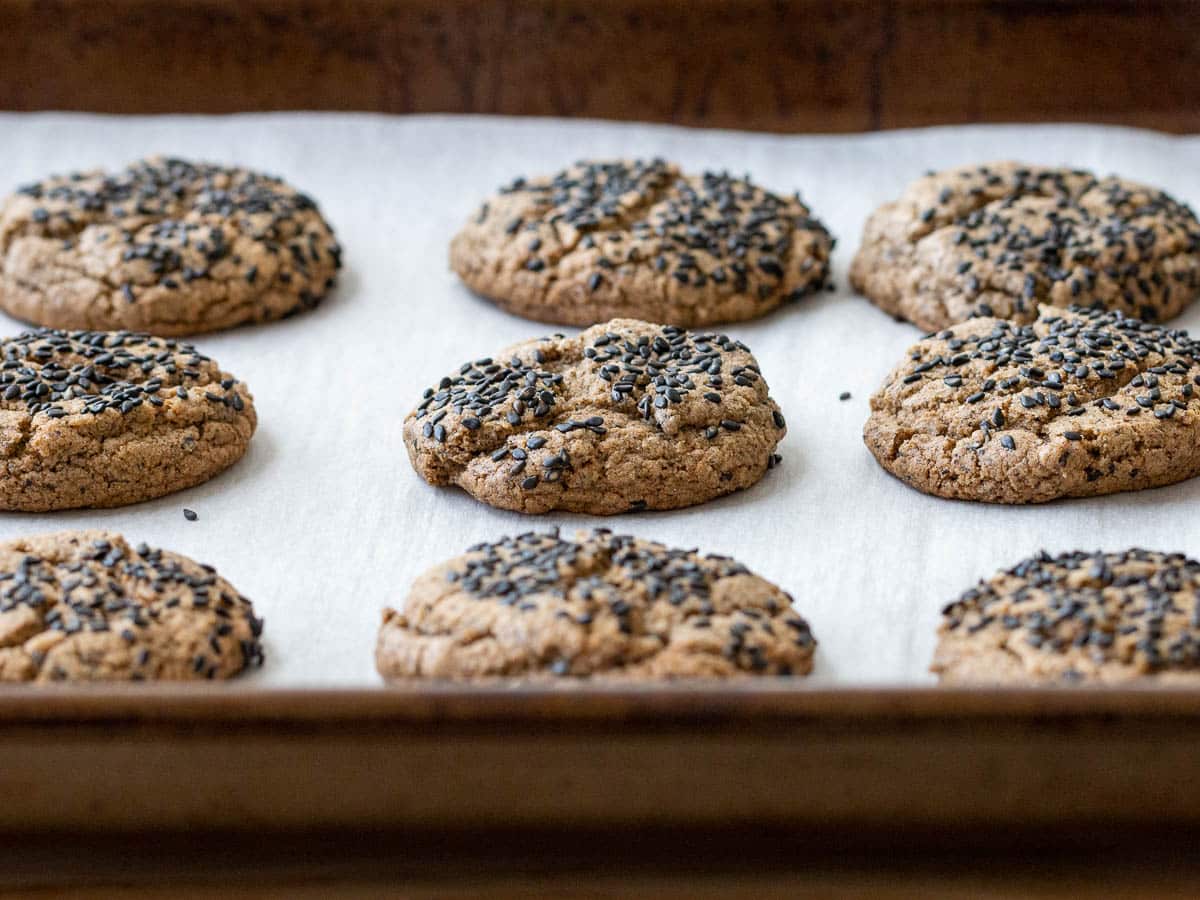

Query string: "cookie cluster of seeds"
[[5, 156, 341, 318], [941, 550, 1200, 677], [586, 326, 765, 434], [0, 328, 247, 420], [499, 158, 673, 235], [892, 306, 1199, 452], [916, 165, 1200, 322], [0, 534, 263, 682], [493, 158, 832, 302], [443, 529, 815, 675], [413, 347, 565, 443]]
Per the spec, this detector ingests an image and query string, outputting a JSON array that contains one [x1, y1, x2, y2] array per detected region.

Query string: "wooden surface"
[[0, 0, 1197, 132], [7, 827, 1200, 897], [3, 685, 1200, 894], [2, 685, 1200, 831]]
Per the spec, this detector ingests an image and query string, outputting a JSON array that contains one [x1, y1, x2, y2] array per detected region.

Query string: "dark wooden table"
[[2, 687, 1200, 895], [1, 0, 1197, 132]]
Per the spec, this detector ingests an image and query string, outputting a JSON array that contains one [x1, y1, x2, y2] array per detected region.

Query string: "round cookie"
[[864, 305, 1200, 504], [404, 318, 786, 515], [933, 549, 1200, 685], [450, 159, 833, 327], [850, 162, 1200, 332], [376, 529, 816, 681], [0, 328, 256, 511], [0, 530, 264, 682], [0, 156, 341, 335]]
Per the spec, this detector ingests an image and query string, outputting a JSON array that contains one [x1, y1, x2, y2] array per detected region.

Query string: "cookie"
[[0, 156, 341, 335], [850, 162, 1200, 332], [0, 530, 263, 682], [404, 318, 786, 515], [0, 328, 256, 511], [376, 529, 816, 681], [933, 549, 1200, 685], [864, 305, 1200, 503], [450, 159, 833, 327]]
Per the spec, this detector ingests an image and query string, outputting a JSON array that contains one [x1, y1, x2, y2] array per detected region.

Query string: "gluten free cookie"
[[0, 530, 263, 682], [865, 305, 1200, 503], [376, 529, 816, 681], [933, 549, 1200, 685], [0, 156, 341, 335], [850, 162, 1200, 331], [404, 318, 786, 515], [451, 159, 833, 327], [0, 328, 255, 511]]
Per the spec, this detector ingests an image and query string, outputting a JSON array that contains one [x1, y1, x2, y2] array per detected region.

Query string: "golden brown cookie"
[[933, 549, 1200, 685], [450, 159, 833, 327], [0, 327, 256, 511], [864, 305, 1200, 503], [0, 530, 264, 682], [376, 529, 816, 681], [850, 162, 1200, 331], [0, 156, 341, 335], [404, 318, 786, 514]]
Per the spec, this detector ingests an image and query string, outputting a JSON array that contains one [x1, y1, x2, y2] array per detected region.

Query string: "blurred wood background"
[[1, 0, 1197, 132]]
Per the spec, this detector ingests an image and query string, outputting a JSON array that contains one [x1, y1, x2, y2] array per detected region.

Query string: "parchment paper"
[[0, 112, 1198, 686]]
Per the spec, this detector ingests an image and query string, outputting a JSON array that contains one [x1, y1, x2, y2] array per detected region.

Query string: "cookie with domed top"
[[377, 529, 816, 681], [865, 305, 1200, 503], [404, 317, 786, 514], [934, 548, 1200, 684], [451, 159, 832, 327], [851, 162, 1200, 331], [0, 156, 341, 335], [0, 530, 263, 682], [0, 327, 255, 511]]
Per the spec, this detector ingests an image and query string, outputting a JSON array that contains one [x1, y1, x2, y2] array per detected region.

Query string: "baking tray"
[[3, 685, 1200, 834], [1, 115, 1200, 848]]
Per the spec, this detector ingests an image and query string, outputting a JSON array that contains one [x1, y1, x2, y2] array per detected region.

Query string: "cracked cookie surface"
[[933, 549, 1200, 685], [450, 159, 833, 327], [0, 156, 341, 335], [404, 318, 786, 515], [850, 161, 1200, 331], [0, 530, 263, 682], [376, 529, 816, 681], [864, 305, 1200, 503], [0, 328, 256, 510]]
